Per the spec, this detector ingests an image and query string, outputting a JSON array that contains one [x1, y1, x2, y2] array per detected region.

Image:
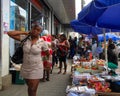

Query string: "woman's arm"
[[65, 40, 70, 48], [7, 31, 29, 41], [45, 50, 50, 58]]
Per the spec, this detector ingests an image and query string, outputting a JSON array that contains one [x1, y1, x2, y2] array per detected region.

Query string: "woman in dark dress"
[[107, 43, 118, 71], [57, 34, 70, 74]]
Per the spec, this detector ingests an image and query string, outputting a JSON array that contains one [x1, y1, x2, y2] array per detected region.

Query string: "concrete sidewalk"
[[0, 59, 72, 96]]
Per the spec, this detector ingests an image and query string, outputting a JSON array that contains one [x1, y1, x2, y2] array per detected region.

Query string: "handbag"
[[11, 35, 30, 64]]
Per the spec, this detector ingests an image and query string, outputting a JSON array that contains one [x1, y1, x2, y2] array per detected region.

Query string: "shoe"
[[58, 71, 61, 74], [50, 70, 52, 74], [63, 72, 66, 75], [46, 78, 50, 81]]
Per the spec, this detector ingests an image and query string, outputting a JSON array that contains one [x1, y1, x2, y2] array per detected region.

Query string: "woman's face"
[[31, 26, 42, 37], [60, 35, 64, 41], [51, 36, 55, 40]]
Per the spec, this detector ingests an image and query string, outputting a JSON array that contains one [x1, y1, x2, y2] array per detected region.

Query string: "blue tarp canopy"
[[98, 33, 120, 42], [70, 20, 120, 35], [70, 20, 111, 35], [71, 0, 120, 35]]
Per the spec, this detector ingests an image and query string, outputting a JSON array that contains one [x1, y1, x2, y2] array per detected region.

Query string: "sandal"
[[63, 72, 66, 75], [46, 78, 50, 81], [58, 71, 61, 74]]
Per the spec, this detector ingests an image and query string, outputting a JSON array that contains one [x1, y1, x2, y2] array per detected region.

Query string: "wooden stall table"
[[96, 92, 120, 96]]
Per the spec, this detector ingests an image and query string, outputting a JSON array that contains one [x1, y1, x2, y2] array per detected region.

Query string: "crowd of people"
[[7, 25, 70, 96], [68, 35, 119, 75], [40, 31, 71, 77], [7, 24, 119, 96], [68, 35, 92, 60], [41, 32, 119, 74]]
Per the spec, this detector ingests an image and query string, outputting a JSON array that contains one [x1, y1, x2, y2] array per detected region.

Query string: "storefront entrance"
[[31, 5, 43, 26], [9, 0, 29, 57]]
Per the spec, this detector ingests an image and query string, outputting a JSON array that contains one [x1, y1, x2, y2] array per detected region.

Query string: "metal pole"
[[103, 28, 108, 66], [0, 0, 2, 90], [81, 0, 85, 9]]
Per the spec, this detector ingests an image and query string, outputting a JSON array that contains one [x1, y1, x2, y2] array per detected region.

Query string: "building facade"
[[0, 0, 75, 90]]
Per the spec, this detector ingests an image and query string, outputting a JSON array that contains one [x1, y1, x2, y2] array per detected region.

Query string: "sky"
[[84, 0, 92, 6], [75, 0, 92, 18]]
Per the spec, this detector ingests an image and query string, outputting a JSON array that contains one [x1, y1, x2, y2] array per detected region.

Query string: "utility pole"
[[81, 0, 85, 9]]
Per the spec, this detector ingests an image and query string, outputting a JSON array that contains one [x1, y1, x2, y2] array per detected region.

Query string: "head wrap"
[[41, 30, 49, 36]]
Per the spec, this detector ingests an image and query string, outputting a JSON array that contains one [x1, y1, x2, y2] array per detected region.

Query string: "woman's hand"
[[28, 31, 32, 35], [7, 31, 28, 41]]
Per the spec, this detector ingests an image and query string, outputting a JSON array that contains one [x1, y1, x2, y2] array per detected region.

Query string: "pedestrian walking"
[[57, 34, 70, 74], [41, 30, 52, 81], [51, 35, 59, 73], [7, 24, 49, 96]]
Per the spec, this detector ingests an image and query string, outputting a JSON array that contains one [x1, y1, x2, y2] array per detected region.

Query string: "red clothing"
[[41, 35, 51, 42], [41, 35, 52, 69], [58, 40, 68, 56]]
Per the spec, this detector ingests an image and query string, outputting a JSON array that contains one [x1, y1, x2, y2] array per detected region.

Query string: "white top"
[[51, 39, 59, 51], [20, 35, 48, 79]]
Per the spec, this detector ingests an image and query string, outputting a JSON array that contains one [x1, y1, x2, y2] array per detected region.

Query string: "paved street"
[[0, 59, 72, 96], [0, 59, 120, 96]]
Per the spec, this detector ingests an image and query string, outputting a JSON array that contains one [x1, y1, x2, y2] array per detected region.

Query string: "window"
[[9, 0, 29, 55], [10, 0, 28, 31]]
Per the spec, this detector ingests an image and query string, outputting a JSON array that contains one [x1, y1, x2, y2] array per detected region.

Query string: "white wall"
[[1, 0, 10, 77]]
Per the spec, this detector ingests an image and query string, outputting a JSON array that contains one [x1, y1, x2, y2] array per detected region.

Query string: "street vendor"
[[107, 43, 118, 75]]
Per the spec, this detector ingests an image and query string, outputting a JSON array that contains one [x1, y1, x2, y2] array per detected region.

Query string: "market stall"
[[66, 56, 120, 96]]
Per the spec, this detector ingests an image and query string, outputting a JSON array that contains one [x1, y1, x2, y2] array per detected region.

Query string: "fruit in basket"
[[99, 63, 104, 66], [95, 83, 102, 91], [74, 65, 81, 68], [92, 76, 99, 81], [92, 67, 98, 70], [96, 59, 105, 66], [84, 66, 90, 69], [106, 88, 111, 92], [101, 86, 106, 92], [91, 64, 98, 70], [99, 60, 105, 66], [103, 87, 111, 92], [88, 79, 111, 92], [99, 62, 105, 66], [95, 83, 111, 92], [95, 87, 101, 91], [88, 77, 98, 83]]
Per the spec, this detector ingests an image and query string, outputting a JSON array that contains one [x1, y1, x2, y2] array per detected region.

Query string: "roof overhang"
[[43, 0, 75, 24]]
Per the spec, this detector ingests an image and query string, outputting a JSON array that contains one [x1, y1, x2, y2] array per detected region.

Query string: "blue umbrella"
[[78, 1, 106, 26], [70, 20, 102, 35], [98, 3, 120, 29], [70, 0, 120, 41], [78, 0, 120, 30], [98, 33, 120, 42], [71, 0, 120, 63], [70, 20, 111, 35]]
